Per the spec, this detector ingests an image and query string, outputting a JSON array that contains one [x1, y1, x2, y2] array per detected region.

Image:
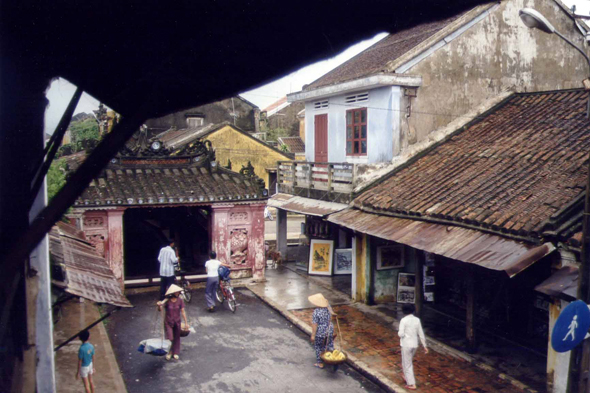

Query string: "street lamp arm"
[[554, 30, 590, 73]]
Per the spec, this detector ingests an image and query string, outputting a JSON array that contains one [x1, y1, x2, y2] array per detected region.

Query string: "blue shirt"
[[78, 342, 95, 367], [158, 246, 178, 277]]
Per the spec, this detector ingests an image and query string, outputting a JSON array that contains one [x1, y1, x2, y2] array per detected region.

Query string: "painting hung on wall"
[[398, 288, 416, 303], [397, 273, 416, 304], [334, 249, 353, 275], [377, 245, 404, 270], [308, 239, 334, 276]]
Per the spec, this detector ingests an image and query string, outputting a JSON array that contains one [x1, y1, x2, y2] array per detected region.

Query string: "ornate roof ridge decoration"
[[240, 161, 265, 190], [175, 139, 215, 162], [118, 125, 173, 157]]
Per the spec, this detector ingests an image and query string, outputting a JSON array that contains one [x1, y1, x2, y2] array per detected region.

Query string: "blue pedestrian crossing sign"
[[551, 300, 590, 353]]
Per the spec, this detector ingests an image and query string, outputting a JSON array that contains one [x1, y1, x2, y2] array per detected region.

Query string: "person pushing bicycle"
[[204, 251, 230, 312]]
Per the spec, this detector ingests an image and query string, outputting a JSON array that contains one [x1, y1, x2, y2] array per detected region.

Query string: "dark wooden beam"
[[466, 264, 477, 353], [415, 249, 424, 318]]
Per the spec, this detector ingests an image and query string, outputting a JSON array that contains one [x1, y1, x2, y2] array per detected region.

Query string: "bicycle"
[[215, 278, 237, 312], [176, 270, 192, 303]]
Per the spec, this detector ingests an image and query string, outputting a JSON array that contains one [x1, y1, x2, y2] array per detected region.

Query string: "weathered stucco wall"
[[146, 97, 260, 135], [404, 0, 590, 146], [204, 125, 291, 188]]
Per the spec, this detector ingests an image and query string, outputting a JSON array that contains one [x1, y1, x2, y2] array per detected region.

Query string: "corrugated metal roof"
[[50, 222, 132, 307], [535, 265, 578, 300], [328, 208, 555, 276], [268, 193, 348, 217]]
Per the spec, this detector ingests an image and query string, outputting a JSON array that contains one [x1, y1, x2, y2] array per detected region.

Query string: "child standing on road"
[[76, 329, 95, 393]]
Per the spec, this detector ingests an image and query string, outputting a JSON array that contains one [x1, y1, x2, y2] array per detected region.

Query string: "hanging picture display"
[[334, 249, 353, 275], [423, 252, 436, 302], [308, 239, 334, 276], [376, 245, 404, 270], [397, 273, 415, 303]]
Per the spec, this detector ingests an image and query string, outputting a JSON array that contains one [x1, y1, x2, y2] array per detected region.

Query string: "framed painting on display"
[[397, 273, 416, 304], [377, 245, 404, 270], [334, 248, 353, 275], [308, 239, 334, 276]]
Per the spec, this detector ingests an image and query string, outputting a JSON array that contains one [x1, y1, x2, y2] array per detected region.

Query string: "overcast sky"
[[44, 0, 588, 134]]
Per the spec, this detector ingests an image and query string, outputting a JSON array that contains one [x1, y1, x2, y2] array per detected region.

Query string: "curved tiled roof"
[[75, 145, 266, 207], [354, 89, 590, 242]]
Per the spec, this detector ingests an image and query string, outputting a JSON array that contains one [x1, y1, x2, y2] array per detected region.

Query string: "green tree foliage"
[[47, 159, 67, 202], [265, 127, 289, 142], [280, 144, 290, 153], [69, 118, 100, 152]]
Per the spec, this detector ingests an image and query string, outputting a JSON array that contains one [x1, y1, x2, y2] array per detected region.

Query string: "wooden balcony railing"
[[277, 161, 357, 203]]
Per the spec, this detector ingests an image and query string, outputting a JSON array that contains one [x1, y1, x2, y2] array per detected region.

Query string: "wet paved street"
[[292, 305, 523, 393], [106, 289, 384, 393]]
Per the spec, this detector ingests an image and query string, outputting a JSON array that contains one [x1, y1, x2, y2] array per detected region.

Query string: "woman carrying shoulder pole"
[[308, 293, 335, 369], [156, 284, 189, 360]]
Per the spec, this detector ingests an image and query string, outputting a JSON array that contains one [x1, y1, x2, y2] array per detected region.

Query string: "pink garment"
[[164, 298, 184, 354]]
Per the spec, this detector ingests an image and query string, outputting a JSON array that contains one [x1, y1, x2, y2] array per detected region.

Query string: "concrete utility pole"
[[519, 8, 590, 392]]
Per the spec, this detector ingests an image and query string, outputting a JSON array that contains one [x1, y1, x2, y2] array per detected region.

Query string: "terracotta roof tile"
[[354, 90, 590, 241], [263, 96, 288, 113], [306, 8, 475, 90], [278, 137, 306, 153]]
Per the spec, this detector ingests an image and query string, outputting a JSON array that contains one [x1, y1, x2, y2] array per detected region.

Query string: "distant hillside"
[[71, 112, 94, 122]]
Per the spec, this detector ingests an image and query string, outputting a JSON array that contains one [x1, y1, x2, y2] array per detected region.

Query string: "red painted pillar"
[[106, 209, 125, 287], [249, 204, 266, 280], [211, 205, 232, 265]]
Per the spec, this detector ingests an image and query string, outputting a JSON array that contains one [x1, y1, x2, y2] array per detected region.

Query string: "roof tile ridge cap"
[[352, 90, 514, 194], [384, 3, 497, 73]]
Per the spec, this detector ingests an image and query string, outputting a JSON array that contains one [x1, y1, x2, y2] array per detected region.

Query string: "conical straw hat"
[[308, 293, 329, 308], [165, 284, 183, 296]]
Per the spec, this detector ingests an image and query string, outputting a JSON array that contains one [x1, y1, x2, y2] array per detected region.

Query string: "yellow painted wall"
[[355, 234, 367, 303], [299, 118, 305, 143], [204, 125, 291, 188]]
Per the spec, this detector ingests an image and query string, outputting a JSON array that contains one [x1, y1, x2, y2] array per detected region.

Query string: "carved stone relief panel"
[[87, 233, 106, 257], [229, 212, 248, 222], [230, 228, 249, 265], [84, 217, 105, 228]]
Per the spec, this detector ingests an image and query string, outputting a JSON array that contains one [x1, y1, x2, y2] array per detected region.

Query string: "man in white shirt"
[[158, 240, 178, 300], [204, 251, 230, 312], [398, 304, 428, 390]]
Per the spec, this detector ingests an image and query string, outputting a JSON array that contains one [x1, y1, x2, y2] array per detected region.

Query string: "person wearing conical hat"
[[157, 284, 189, 360], [309, 293, 335, 369]]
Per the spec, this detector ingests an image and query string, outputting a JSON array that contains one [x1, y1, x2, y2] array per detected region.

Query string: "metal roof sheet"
[[535, 265, 579, 300], [268, 193, 348, 217], [50, 222, 132, 307], [328, 208, 555, 276]]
